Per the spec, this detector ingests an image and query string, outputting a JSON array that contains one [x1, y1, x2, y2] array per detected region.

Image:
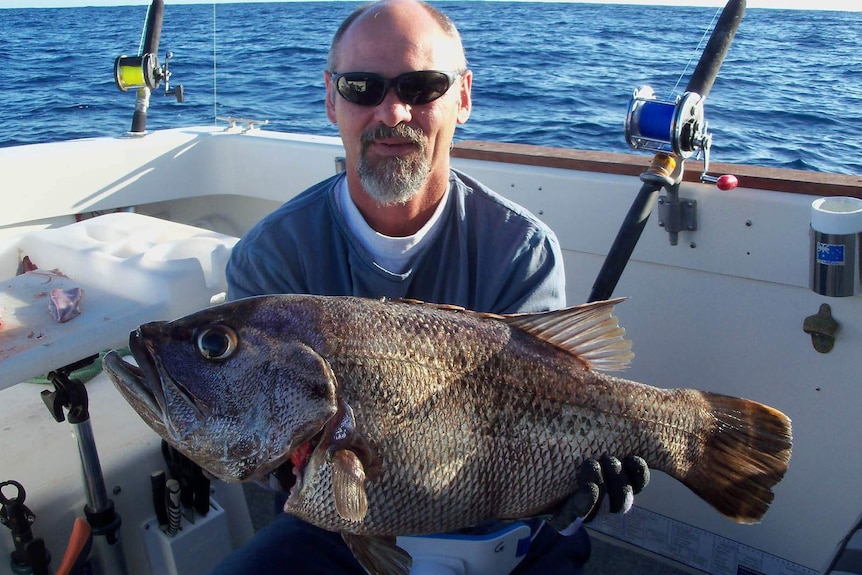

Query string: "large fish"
[[103, 295, 791, 575]]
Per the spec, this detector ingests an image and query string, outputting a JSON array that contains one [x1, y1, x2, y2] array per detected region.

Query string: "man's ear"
[[456, 69, 472, 125], [324, 70, 337, 123]]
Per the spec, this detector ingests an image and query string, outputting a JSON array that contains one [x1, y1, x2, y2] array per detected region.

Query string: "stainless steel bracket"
[[657, 185, 697, 246]]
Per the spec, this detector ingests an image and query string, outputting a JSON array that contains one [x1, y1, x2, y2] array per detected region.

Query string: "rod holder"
[[810, 197, 862, 297]]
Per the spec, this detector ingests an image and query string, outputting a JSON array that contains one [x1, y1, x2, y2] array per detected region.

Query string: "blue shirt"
[[220, 168, 584, 573], [227, 168, 565, 314]]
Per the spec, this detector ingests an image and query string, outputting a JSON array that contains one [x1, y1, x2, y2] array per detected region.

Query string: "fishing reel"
[[624, 85, 737, 188], [625, 86, 711, 244], [114, 51, 184, 103], [623, 85, 737, 246], [625, 86, 709, 160]]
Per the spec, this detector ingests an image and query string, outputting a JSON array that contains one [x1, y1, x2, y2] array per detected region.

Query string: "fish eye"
[[196, 324, 238, 360]]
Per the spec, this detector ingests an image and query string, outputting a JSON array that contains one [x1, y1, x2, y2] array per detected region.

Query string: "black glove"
[[547, 455, 649, 532]]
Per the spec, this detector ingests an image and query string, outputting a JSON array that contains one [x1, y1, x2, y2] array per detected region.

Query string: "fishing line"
[[668, 6, 722, 99], [212, 2, 218, 125], [137, 1, 152, 55]]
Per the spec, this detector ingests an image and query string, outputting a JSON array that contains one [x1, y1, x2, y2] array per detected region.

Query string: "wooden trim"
[[452, 140, 862, 198]]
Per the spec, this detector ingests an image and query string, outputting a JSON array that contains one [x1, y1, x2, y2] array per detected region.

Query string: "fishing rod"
[[588, 0, 746, 303], [114, 0, 184, 135]]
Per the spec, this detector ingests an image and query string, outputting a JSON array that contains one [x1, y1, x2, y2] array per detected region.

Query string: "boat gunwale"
[[452, 140, 862, 198]]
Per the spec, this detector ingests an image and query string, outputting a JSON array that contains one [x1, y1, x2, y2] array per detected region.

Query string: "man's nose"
[[372, 88, 413, 127]]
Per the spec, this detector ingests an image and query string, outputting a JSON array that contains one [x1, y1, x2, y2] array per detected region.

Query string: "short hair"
[[326, 0, 465, 72]]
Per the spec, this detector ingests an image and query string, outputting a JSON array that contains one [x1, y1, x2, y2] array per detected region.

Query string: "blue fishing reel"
[[624, 86, 710, 162], [622, 85, 736, 247], [625, 86, 712, 166]]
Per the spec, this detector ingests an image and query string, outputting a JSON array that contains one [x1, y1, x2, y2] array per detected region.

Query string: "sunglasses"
[[331, 70, 463, 107]]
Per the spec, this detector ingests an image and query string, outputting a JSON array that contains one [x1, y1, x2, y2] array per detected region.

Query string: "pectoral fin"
[[332, 449, 368, 522], [342, 533, 411, 575]]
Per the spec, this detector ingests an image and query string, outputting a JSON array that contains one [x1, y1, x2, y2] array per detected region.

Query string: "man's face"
[[324, 4, 472, 205]]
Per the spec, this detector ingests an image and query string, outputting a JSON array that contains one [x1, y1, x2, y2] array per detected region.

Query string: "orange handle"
[[55, 518, 93, 575]]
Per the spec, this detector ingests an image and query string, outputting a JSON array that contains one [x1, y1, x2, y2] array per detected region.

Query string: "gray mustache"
[[361, 124, 424, 146]]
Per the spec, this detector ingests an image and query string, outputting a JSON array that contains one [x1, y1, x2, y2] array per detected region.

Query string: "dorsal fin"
[[389, 297, 633, 372], [500, 298, 633, 372]]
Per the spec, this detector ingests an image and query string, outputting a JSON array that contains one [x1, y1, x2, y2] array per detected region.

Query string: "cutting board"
[[0, 213, 237, 390]]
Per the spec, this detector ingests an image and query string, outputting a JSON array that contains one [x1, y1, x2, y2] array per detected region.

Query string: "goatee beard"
[[358, 124, 430, 206]]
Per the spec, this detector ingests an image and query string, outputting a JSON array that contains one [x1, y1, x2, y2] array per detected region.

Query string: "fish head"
[[103, 297, 339, 483]]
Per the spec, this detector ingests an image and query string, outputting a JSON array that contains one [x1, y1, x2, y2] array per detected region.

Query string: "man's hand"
[[547, 455, 649, 532]]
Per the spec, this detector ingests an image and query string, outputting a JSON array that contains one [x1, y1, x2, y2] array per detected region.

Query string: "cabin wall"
[[453, 156, 862, 573]]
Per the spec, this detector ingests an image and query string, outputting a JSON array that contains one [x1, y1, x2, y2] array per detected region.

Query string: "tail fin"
[[680, 392, 792, 524]]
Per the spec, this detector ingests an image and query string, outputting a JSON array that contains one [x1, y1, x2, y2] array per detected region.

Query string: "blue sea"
[[1, 1, 860, 174]]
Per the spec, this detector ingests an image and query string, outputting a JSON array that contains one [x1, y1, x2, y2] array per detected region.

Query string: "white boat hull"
[[1, 125, 859, 574]]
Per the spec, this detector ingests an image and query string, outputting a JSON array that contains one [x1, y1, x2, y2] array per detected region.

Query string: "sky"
[[0, 0, 856, 9]]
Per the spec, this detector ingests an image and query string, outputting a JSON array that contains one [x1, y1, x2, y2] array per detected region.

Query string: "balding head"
[[321, 0, 473, 236], [327, 0, 467, 73]]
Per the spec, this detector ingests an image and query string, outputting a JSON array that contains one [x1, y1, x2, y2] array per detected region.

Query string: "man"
[[215, 1, 646, 573], [227, 0, 562, 314]]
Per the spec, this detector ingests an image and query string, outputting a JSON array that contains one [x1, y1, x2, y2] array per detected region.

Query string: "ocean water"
[[0, 1, 860, 174]]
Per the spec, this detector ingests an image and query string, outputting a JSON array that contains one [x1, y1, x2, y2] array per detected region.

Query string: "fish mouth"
[[103, 327, 208, 431], [103, 348, 163, 423]]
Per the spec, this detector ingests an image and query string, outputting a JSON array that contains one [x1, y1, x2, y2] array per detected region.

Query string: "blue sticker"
[[816, 242, 845, 266]]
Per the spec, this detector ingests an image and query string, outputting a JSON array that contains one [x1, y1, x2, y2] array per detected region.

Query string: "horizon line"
[[2, 0, 858, 11]]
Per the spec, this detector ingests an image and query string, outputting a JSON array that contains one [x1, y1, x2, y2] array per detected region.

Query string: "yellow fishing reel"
[[114, 51, 183, 103]]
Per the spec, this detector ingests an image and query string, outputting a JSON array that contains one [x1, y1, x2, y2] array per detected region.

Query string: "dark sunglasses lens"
[[336, 74, 387, 106], [397, 72, 452, 105]]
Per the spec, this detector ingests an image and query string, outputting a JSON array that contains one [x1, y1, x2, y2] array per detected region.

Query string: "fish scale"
[[294, 345, 712, 533], [104, 294, 792, 575]]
